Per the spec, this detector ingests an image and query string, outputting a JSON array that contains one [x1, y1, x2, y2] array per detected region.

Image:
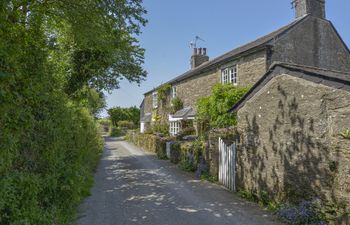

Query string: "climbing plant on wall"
[[170, 97, 184, 114], [157, 84, 172, 106], [196, 83, 250, 129]]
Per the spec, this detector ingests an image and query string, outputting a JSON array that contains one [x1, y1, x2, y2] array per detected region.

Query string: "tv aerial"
[[190, 35, 205, 49]]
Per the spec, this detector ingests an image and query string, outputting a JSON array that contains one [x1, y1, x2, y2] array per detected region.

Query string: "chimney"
[[191, 47, 209, 69], [295, 0, 326, 19]]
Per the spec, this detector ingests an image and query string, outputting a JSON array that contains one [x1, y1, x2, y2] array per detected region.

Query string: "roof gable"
[[229, 62, 350, 113], [144, 15, 309, 95]]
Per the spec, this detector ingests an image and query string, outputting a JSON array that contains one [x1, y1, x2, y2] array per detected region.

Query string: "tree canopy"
[[108, 106, 140, 126], [1, 0, 147, 94], [0, 0, 147, 223]]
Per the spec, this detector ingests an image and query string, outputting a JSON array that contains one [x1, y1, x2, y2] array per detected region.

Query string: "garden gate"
[[218, 137, 236, 192]]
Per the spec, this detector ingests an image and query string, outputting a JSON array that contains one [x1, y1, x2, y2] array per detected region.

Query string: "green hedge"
[[109, 126, 126, 137], [126, 131, 168, 159], [0, 83, 103, 224]]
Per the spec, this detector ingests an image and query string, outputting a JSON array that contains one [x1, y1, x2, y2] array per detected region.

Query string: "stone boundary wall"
[[236, 75, 350, 224], [126, 131, 168, 159], [207, 127, 238, 177]]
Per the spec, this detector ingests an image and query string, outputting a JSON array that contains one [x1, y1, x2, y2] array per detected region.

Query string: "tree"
[[1, 0, 147, 95], [0, 0, 147, 223], [108, 106, 140, 126]]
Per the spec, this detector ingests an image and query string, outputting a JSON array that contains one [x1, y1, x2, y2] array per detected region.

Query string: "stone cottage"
[[229, 62, 350, 224], [140, 0, 350, 135]]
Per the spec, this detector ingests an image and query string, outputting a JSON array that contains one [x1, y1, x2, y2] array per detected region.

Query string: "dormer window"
[[221, 65, 237, 85], [152, 92, 158, 108]]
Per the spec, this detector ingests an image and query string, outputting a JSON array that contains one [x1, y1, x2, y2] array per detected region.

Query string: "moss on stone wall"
[[126, 131, 168, 159]]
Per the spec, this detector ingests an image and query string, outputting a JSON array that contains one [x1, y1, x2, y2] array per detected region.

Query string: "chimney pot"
[[198, 48, 202, 55], [203, 48, 207, 56], [193, 48, 197, 55]]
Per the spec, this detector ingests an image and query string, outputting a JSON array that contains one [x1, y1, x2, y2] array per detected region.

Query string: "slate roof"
[[172, 107, 196, 119], [144, 15, 309, 95], [228, 62, 350, 113]]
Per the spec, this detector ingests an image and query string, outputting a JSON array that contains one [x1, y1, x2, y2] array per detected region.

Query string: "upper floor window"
[[172, 86, 177, 98], [221, 65, 237, 85], [152, 92, 158, 108]]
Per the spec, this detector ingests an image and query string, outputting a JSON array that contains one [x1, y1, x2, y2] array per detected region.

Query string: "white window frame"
[[172, 86, 177, 98], [221, 65, 238, 85], [169, 121, 181, 136], [221, 68, 229, 84], [229, 65, 238, 85], [152, 92, 158, 109]]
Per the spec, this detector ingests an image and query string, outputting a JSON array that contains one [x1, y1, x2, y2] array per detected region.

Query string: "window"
[[152, 92, 158, 109], [221, 65, 237, 85], [229, 66, 237, 85], [172, 86, 177, 98], [221, 68, 229, 84], [169, 121, 181, 136]]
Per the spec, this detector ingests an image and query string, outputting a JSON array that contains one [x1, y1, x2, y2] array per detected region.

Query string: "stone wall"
[[142, 49, 267, 123], [236, 74, 350, 222], [236, 50, 267, 86], [176, 69, 219, 108], [143, 93, 153, 115], [271, 16, 350, 72], [176, 49, 267, 109], [207, 127, 237, 177]]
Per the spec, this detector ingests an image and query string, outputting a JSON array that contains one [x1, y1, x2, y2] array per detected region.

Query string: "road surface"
[[76, 137, 281, 225]]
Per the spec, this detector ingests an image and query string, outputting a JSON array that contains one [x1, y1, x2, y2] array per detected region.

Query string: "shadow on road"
[[76, 140, 281, 225]]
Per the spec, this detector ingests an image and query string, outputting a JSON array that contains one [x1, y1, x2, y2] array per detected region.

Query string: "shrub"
[[176, 127, 196, 140], [153, 122, 169, 136], [200, 172, 218, 183], [98, 119, 111, 132], [0, 94, 103, 224], [196, 84, 250, 130], [109, 126, 125, 137], [108, 106, 140, 126], [155, 137, 167, 160], [170, 142, 181, 164], [276, 201, 326, 225], [157, 84, 172, 105], [179, 160, 197, 172], [117, 120, 135, 129], [170, 97, 184, 113]]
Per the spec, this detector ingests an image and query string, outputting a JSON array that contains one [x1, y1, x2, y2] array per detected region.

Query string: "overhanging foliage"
[[196, 84, 250, 129]]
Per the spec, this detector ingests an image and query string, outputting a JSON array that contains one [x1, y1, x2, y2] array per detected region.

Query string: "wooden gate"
[[218, 137, 236, 192]]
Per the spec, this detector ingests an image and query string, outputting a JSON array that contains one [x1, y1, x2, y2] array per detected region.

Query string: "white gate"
[[218, 137, 236, 192]]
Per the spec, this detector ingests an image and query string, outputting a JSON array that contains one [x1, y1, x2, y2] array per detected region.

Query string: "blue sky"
[[102, 0, 350, 117]]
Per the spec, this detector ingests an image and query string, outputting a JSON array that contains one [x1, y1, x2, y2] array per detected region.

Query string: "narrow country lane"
[[75, 137, 282, 225]]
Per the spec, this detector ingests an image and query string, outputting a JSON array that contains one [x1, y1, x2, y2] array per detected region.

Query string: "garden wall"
[[126, 131, 168, 159], [236, 75, 350, 224]]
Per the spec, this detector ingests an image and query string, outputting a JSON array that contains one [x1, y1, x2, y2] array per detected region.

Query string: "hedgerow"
[[0, 73, 103, 224]]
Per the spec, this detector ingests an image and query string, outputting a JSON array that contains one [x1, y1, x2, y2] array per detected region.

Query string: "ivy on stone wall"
[[157, 84, 172, 106], [196, 83, 250, 130], [170, 97, 184, 113]]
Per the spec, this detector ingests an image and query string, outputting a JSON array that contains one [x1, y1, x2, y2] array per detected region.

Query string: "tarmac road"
[[75, 137, 282, 225]]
